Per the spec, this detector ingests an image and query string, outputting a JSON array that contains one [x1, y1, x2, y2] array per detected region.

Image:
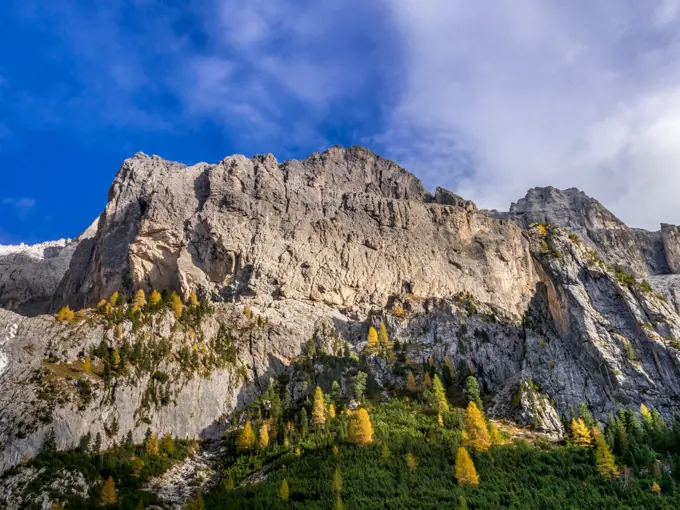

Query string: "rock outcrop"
[[3, 146, 680, 479]]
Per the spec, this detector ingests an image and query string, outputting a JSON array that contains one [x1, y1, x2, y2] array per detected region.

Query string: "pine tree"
[[258, 422, 269, 450], [83, 356, 91, 373], [312, 386, 326, 428], [93, 432, 102, 454], [381, 443, 391, 458], [464, 376, 483, 411], [407, 371, 417, 392], [353, 371, 367, 402], [172, 293, 183, 320], [444, 356, 455, 385], [424, 372, 432, 390], [100, 476, 118, 505], [455, 447, 479, 486], [463, 401, 491, 452], [367, 326, 378, 349], [130, 457, 145, 478], [149, 290, 162, 307], [135, 289, 146, 308], [237, 422, 256, 451], [332, 467, 342, 494], [279, 479, 289, 501], [571, 418, 592, 447], [406, 452, 417, 470], [349, 408, 374, 445], [458, 496, 469, 510], [145, 433, 160, 456], [57, 306, 74, 322], [432, 374, 449, 413], [189, 290, 199, 307], [595, 432, 618, 481], [183, 489, 205, 510]]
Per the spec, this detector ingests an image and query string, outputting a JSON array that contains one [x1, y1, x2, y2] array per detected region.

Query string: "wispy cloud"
[[2, 197, 36, 216], [381, 0, 680, 229]]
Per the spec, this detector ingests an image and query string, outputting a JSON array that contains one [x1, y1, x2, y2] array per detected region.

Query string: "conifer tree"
[[595, 432, 618, 481], [455, 447, 479, 486], [432, 374, 449, 413], [183, 489, 205, 510], [109, 292, 120, 307], [135, 289, 146, 308], [112, 348, 120, 367], [100, 476, 118, 505], [189, 290, 199, 307], [407, 371, 417, 392], [353, 371, 367, 402], [444, 356, 455, 385], [83, 356, 91, 373], [349, 408, 374, 445], [172, 293, 183, 320], [458, 496, 469, 510], [378, 321, 389, 347], [332, 467, 342, 494], [145, 433, 160, 456], [300, 408, 309, 437], [640, 403, 652, 423], [335, 494, 344, 510], [367, 326, 378, 349], [406, 452, 417, 470], [463, 401, 491, 452], [571, 418, 592, 447], [652, 481, 661, 495], [464, 376, 483, 411], [130, 457, 145, 478], [149, 290, 162, 307], [424, 372, 432, 390], [57, 306, 74, 322], [258, 422, 269, 450], [381, 443, 391, 458], [328, 403, 336, 419], [489, 422, 504, 445], [160, 433, 174, 454], [237, 422, 256, 451], [279, 479, 289, 501], [312, 386, 326, 428]]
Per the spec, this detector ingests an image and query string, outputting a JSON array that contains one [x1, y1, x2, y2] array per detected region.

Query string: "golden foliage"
[[571, 418, 592, 447], [83, 356, 91, 373], [488, 422, 504, 445], [407, 371, 417, 392], [149, 290, 162, 306], [462, 401, 491, 452], [258, 422, 269, 450], [328, 403, 336, 419], [145, 433, 159, 456], [160, 433, 174, 454], [455, 447, 479, 486], [130, 457, 144, 478], [189, 290, 199, 307], [109, 292, 120, 307], [366, 326, 378, 349], [100, 476, 118, 505], [172, 293, 183, 320], [424, 372, 432, 390], [332, 445, 339, 456], [312, 386, 326, 427], [432, 374, 450, 413], [652, 482, 661, 495], [57, 306, 74, 322], [595, 433, 618, 481], [640, 404, 652, 423], [279, 479, 289, 501], [348, 408, 374, 446], [236, 422, 256, 451], [135, 289, 146, 308], [378, 321, 390, 347], [393, 303, 405, 317]]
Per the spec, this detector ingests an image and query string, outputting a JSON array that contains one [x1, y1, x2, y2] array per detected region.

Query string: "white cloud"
[[2, 197, 36, 214], [382, 0, 680, 229]]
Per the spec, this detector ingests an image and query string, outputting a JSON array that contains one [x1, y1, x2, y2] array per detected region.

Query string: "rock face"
[[56, 147, 538, 317], [500, 186, 679, 277], [0, 221, 98, 316], [3, 145, 680, 479]]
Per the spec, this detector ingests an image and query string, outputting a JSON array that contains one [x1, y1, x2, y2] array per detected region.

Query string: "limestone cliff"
[[3, 146, 680, 477]]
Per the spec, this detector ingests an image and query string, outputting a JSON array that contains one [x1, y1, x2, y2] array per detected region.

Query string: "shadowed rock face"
[[3, 146, 680, 476]]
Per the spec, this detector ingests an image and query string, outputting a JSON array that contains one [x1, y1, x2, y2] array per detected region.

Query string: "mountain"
[[2, 146, 680, 507]]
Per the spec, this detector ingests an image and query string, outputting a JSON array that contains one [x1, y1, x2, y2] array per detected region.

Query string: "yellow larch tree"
[[488, 422, 505, 445], [189, 290, 199, 307], [109, 292, 120, 307], [328, 403, 336, 419], [312, 386, 326, 428], [652, 482, 661, 495], [595, 432, 618, 481], [348, 408, 374, 445], [640, 404, 653, 424], [571, 418, 592, 447], [57, 306, 74, 322], [135, 289, 146, 308], [462, 401, 491, 452], [378, 321, 390, 348], [432, 374, 450, 413], [406, 452, 417, 470], [145, 433, 159, 456], [366, 326, 378, 349], [258, 422, 269, 450], [237, 421, 255, 451], [83, 356, 91, 373], [100, 476, 118, 505], [172, 293, 183, 319], [424, 372, 432, 390], [149, 290, 162, 307], [279, 479, 289, 501], [455, 447, 479, 486], [407, 372, 417, 392]]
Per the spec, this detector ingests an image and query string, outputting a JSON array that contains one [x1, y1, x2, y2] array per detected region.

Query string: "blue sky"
[[2, 0, 680, 243]]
